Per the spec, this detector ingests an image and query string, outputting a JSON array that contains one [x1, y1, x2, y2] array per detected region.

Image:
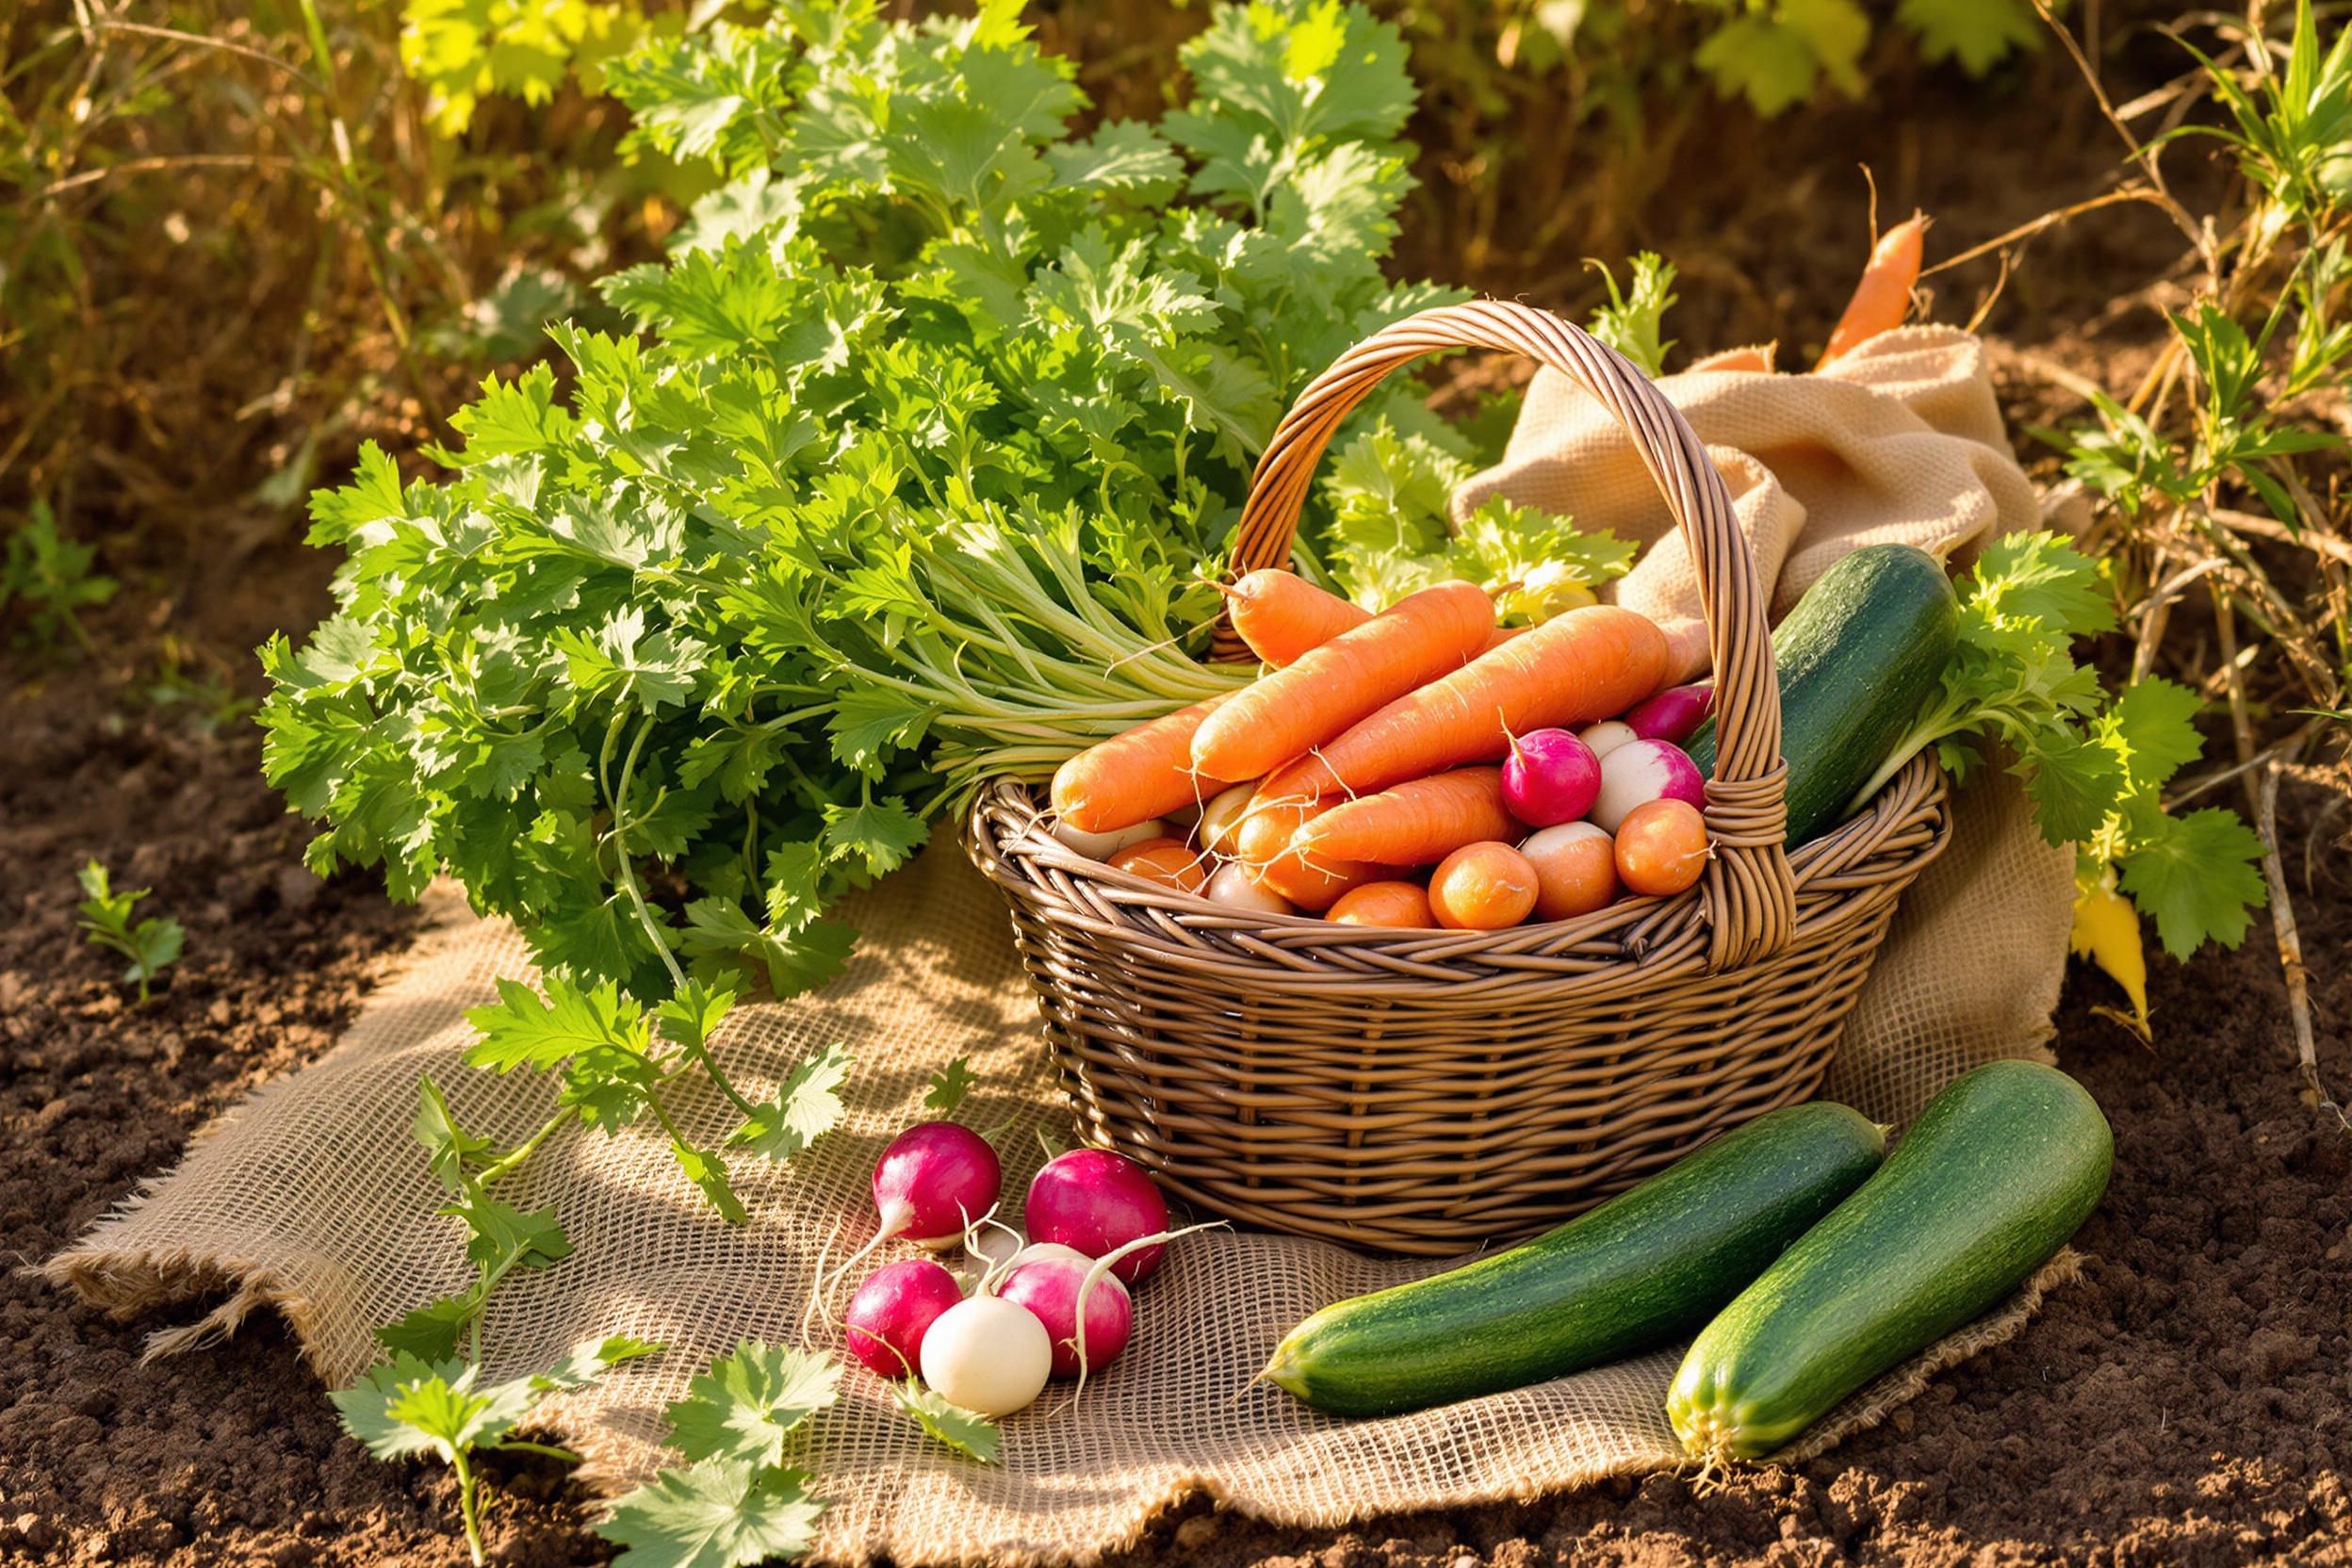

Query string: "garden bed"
[[2, 527, 2345, 1568]]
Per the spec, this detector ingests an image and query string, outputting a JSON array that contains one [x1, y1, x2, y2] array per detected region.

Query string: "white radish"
[[1204, 860, 1296, 916], [1590, 739, 1707, 833], [919, 1294, 1054, 1416], [1196, 782, 1258, 857], [1053, 817, 1168, 859], [1578, 719, 1640, 760]]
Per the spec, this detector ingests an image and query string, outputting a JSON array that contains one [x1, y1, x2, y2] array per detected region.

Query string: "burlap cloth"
[[46, 324, 2083, 1566]]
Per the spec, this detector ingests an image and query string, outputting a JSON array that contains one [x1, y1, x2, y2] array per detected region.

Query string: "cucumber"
[[1668, 1059, 2112, 1461], [1686, 544, 1958, 845], [1260, 1102, 1887, 1417]]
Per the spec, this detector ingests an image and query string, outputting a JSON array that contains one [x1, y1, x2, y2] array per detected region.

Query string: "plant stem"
[[451, 1447, 486, 1566]]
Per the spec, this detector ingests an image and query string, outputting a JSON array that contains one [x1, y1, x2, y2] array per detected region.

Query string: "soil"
[[7, 583, 2347, 1568], [6, 16, 2349, 1568]]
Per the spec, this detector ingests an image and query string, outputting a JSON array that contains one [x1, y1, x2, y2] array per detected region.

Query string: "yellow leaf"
[[2070, 863, 2149, 1038]]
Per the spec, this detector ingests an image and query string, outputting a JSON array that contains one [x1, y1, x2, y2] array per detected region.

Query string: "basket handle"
[[1217, 299, 1796, 970]]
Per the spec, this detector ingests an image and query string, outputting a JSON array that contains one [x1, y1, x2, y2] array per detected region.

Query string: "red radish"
[[828, 1122, 1002, 1295], [843, 1258, 964, 1380], [1025, 1149, 1172, 1284], [1500, 728, 1602, 827], [1623, 683, 1715, 744], [1521, 822, 1619, 920], [1052, 817, 1168, 860], [999, 1250, 1135, 1378], [920, 1294, 1054, 1416], [1616, 798, 1710, 896], [1578, 719, 1639, 760], [1591, 739, 1706, 833]]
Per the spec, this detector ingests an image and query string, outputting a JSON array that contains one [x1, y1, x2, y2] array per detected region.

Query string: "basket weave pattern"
[[967, 302, 1952, 1255]]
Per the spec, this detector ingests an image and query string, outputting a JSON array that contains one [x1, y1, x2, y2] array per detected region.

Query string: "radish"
[[1024, 1148, 1172, 1284], [843, 1258, 964, 1380], [998, 1250, 1135, 1378], [1591, 739, 1707, 834], [1577, 719, 1639, 760], [1623, 683, 1715, 744], [1053, 817, 1168, 860], [919, 1294, 1054, 1416], [1204, 859, 1296, 916], [1500, 728, 1602, 827], [1195, 781, 1257, 857], [829, 1121, 1003, 1298]]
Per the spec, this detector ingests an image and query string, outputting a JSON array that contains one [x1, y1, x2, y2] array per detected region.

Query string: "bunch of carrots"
[[1048, 571, 1716, 931]]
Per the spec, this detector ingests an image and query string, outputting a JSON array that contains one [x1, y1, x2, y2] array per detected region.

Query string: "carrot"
[[1223, 570, 1373, 667], [1428, 841, 1540, 930], [1327, 880, 1436, 928], [1051, 692, 1239, 835], [1258, 604, 1671, 806], [1233, 795, 1379, 911], [1818, 212, 1927, 368], [1190, 580, 1494, 783], [1293, 767, 1516, 867]]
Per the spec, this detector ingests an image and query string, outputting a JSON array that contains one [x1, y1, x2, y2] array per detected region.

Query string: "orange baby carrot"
[[1233, 794, 1380, 911], [1293, 767, 1517, 867], [1050, 692, 1238, 835], [1260, 605, 1671, 806], [1818, 212, 1927, 368], [1428, 841, 1540, 930], [1327, 880, 1437, 928], [1189, 580, 1494, 783], [1224, 569, 1374, 667]]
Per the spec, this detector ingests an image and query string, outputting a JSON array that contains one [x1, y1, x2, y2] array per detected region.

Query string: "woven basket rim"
[[967, 750, 1949, 990]]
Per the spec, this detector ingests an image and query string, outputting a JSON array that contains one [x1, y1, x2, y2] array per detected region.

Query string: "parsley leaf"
[[730, 1043, 856, 1162], [74, 859, 184, 1004], [890, 1381, 1000, 1463], [599, 1461, 825, 1568], [663, 1342, 841, 1468], [924, 1056, 979, 1117]]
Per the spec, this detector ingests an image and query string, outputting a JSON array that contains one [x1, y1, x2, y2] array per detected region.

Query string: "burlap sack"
[[1456, 323, 2078, 1110], [47, 324, 2083, 1566]]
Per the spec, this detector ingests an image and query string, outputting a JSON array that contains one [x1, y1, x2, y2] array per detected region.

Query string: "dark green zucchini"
[[1260, 1102, 1887, 1417], [1668, 1059, 2112, 1460], [1686, 544, 1958, 845]]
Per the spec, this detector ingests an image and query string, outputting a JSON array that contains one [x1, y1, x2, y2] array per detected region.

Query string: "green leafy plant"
[[597, 1339, 839, 1567], [1855, 534, 2265, 960], [333, 1334, 662, 1565], [74, 860, 185, 1004], [258, 0, 1464, 1004], [3, 505, 116, 656], [1683, 0, 2048, 117], [399, 0, 656, 136]]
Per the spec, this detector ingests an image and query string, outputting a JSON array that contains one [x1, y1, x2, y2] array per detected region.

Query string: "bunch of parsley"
[[259, 0, 1515, 1005]]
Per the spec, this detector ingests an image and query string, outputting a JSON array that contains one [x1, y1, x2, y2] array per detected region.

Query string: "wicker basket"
[[966, 301, 1952, 1256]]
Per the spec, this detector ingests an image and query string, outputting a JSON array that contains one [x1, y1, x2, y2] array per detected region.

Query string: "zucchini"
[[1261, 1102, 1886, 1417], [1668, 1059, 2112, 1461], [1686, 543, 1958, 845]]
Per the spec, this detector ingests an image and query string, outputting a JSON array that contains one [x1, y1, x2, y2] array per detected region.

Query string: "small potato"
[[1054, 817, 1168, 860], [1204, 859, 1295, 916]]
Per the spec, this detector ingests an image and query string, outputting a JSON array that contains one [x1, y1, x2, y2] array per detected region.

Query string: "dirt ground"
[[5, 538, 2348, 1568], [7, 19, 2350, 1568]]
